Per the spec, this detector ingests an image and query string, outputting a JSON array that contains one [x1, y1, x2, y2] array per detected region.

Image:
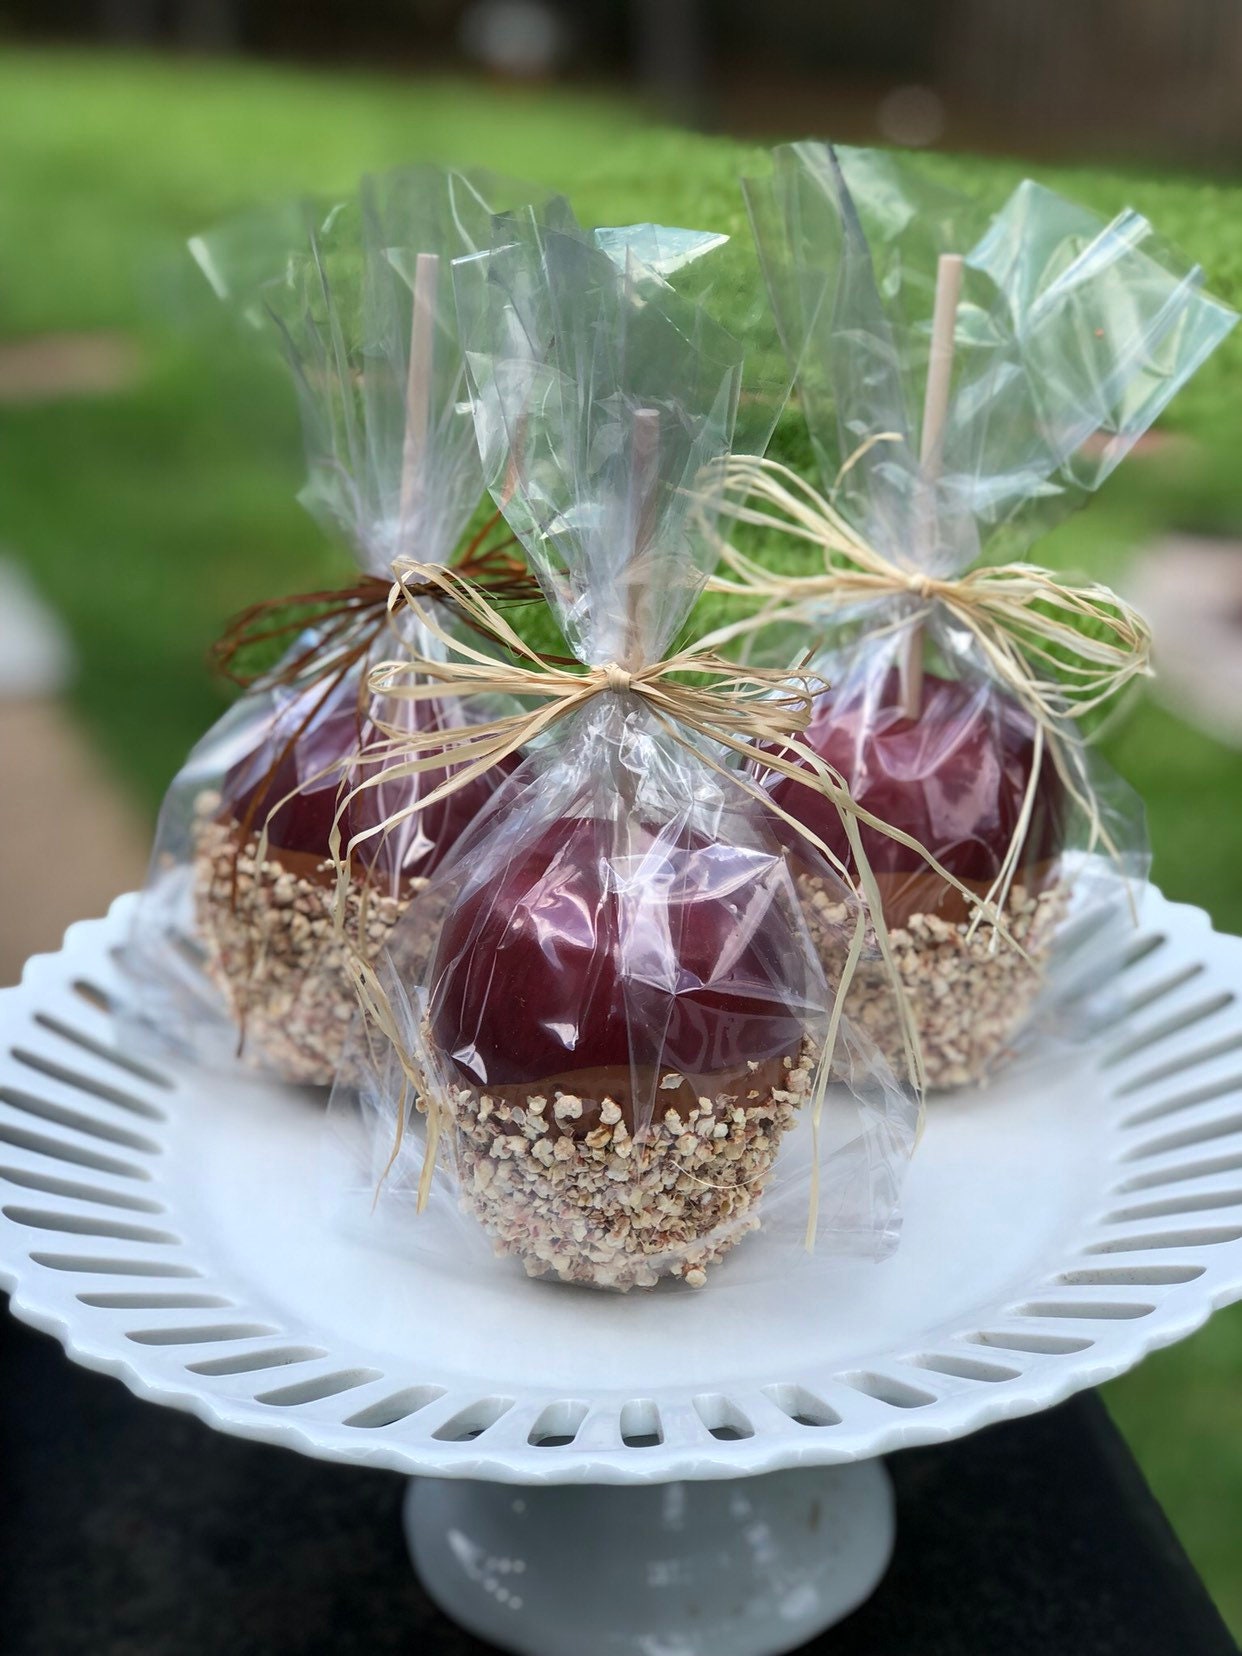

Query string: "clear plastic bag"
[[326, 218, 918, 1290], [736, 143, 1237, 1088], [125, 167, 549, 1085]]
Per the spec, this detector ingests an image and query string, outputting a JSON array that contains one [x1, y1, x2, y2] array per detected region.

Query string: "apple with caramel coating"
[[191, 689, 514, 1085], [425, 814, 817, 1288], [769, 668, 1065, 928], [766, 668, 1068, 1090]]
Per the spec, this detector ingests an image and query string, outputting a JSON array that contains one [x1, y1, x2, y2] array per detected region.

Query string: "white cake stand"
[[3, 891, 1242, 1656]]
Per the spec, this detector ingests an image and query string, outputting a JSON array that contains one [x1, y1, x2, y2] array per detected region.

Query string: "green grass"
[[2, 49, 1242, 1632]]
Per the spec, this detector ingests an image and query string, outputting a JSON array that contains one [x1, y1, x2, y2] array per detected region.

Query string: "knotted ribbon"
[[332, 559, 1008, 946], [706, 453, 1153, 928], [709, 455, 1151, 719]]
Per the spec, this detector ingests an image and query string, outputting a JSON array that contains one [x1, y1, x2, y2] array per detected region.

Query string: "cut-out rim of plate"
[[1, 891, 1241, 1485]]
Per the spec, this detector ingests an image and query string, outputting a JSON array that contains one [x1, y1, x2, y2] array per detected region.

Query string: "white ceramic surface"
[[2, 890, 1242, 1486], [405, 1462, 895, 1656]]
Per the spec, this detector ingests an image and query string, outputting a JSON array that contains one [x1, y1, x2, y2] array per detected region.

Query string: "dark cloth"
[[1, 1301, 1235, 1656]]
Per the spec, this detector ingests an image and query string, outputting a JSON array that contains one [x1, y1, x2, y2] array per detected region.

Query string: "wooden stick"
[[500, 410, 527, 513], [899, 252, 964, 717], [398, 251, 439, 541], [920, 254, 964, 474], [622, 406, 662, 670]]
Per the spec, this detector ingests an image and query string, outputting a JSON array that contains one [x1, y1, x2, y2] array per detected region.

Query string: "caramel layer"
[[862, 857, 1062, 930], [439, 1050, 801, 1139], [213, 812, 416, 897]]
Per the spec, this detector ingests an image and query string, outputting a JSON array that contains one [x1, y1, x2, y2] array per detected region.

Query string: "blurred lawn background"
[[1, 48, 1241, 1631]]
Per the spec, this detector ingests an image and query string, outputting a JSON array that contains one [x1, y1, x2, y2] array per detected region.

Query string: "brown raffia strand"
[[327, 560, 1024, 1246], [217, 517, 534, 852], [209, 515, 536, 694], [204, 512, 539, 1058], [706, 451, 1153, 933]]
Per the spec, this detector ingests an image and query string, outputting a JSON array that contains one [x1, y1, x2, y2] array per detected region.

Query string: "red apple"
[[766, 668, 1065, 926], [221, 689, 513, 884], [428, 814, 809, 1100]]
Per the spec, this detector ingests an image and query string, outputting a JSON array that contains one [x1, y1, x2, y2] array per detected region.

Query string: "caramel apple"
[[192, 690, 515, 1085], [768, 668, 1065, 928], [425, 814, 817, 1288], [767, 667, 1069, 1090], [223, 696, 505, 884]]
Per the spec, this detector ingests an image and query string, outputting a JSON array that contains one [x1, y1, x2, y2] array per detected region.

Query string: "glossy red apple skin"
[[767, 669, 1065, 924], [428, 815, 807, 1093], [222, 694, 513, 883]]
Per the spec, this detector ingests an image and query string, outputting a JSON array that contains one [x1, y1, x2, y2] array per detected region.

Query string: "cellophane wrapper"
[[741, 143, 1237, 1090], [325, 220, 919, 1291], [124, 167, 547, 1085]]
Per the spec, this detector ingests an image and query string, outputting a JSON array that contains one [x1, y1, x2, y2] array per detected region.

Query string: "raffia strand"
[[705, 453, 1153, 927]]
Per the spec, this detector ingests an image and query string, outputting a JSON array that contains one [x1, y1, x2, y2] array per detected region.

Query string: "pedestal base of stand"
[[404, 1460, 895, 1656]]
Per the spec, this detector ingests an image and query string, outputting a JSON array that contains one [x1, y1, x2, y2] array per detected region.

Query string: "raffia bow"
[[707, 453, 1153, 925], [709, 454, 1152, 721], [333, 558, 1011, 942], [331, 556, 1026, 1238]]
